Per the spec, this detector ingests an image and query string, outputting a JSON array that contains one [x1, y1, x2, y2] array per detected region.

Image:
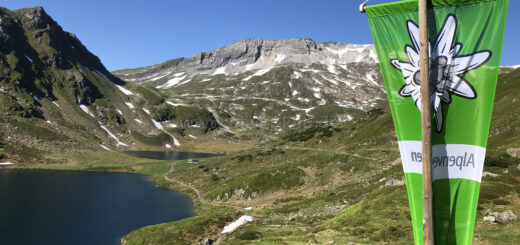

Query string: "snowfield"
[[152, 120, 181, 146], [115, 85, 133, 95], [98, 122, 128, 147], [221, 216, 254, 234]]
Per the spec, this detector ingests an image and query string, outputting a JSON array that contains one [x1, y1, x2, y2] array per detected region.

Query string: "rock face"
[[0, 7, 220, 163], [114, 39, 385, 135], [484, 210, 518, 224], [384, 178, 405, 187], [114, 39, 378, 84]]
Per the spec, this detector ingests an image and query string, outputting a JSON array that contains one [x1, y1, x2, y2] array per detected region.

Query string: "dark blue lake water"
[[0, 169, 196, 245]]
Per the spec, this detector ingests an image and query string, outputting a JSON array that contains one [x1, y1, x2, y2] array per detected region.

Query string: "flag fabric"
[[365, 0, 508, 244]]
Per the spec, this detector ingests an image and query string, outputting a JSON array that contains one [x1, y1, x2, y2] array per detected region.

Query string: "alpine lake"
[[0, 151, 223, 245]]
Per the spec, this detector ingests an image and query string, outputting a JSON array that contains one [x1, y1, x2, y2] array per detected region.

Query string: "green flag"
[[365, 0, 508, 244]]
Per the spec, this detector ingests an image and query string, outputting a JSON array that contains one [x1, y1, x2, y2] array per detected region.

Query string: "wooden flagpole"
[[419, 0, 434, 244]]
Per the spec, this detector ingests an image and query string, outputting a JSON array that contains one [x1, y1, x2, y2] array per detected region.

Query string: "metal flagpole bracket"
[[359, 0, 369, 13]]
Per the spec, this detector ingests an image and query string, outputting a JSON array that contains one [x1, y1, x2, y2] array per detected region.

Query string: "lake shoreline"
[[0, 167, 198, 245], [0, 149, 231, 245]]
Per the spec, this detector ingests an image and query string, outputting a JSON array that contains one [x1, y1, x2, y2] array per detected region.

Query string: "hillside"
[[0, 7, 239, 165], [113, 39, 386, 137], [1, 5, 518, 245], [115, 68, 520, 244]]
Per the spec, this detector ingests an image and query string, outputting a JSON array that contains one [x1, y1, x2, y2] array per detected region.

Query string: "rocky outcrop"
[[506, 148, 520, 158], [114, 39, 378, 84], [384, 178, 405, 187], [112, 39, 386, 135], [483, 210, 518, 224], [482, 171, 499, 178]]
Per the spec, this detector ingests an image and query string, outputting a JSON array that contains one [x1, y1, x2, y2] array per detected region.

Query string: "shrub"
[[233, 154, 253, 162], [493, 199, 510, 205], [237, 230, 262, 240], [211, 174, 219, 181]]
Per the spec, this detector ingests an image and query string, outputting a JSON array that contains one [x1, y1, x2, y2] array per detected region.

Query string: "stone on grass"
[[384, 178, 405, 187], [484, 210, 518, 224]]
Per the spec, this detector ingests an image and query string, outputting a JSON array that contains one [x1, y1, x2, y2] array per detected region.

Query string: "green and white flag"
[[365, 0, 508, 244]]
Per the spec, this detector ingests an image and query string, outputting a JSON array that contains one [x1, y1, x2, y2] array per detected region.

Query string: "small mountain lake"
[[0, 169, 195, 245], [125, 150, 224, 160]]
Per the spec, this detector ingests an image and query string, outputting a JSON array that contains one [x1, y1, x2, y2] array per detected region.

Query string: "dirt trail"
[[164, 164, 240, 209], [165, 164, 208, 204], [285, 146, 378, 160]]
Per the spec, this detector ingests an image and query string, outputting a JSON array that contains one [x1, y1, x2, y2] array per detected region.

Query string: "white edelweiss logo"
[[390, 14, 491, 132]]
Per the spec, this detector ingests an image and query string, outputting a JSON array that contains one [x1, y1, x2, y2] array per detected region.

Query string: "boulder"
[[384, 178, 405, 187], [482, 171, 499, 178], [484, 210, 518, 224], [506, 148, 520, 158]]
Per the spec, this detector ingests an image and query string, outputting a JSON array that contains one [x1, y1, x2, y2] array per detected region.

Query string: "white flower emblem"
[[391, 14, 491, 132]]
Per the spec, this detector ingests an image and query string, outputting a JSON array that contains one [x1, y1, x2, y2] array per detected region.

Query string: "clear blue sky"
[[1, 0, 518, 71]]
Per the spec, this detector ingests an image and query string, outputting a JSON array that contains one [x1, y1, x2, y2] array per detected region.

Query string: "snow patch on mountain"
[[125, 102, 135, 109], [222, 216, 254, 234], [79, 104, 95, 117], [115, 85, 133, 95], [242, 68, 272, 81], [158, 75, 187, 89], [166, 101, 185, 107], [152, 120, 180, 146], [25, 55, 33, 63], [99, 122, 127, 146], [275, 54, 286, 63]]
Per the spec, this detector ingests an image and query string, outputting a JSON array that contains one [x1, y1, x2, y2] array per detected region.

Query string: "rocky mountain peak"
[[113, 38, 385, 135], [114, 38, 378, 85], [14, 6, 51, 30]]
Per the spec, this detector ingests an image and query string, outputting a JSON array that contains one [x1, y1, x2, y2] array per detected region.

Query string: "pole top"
[[359, 0, 369, 14]]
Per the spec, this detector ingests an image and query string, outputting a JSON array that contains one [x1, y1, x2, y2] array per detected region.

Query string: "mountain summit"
[[0, 7, 220, 164], [114, 38, 378, 86], [114, 39, 385, 136]]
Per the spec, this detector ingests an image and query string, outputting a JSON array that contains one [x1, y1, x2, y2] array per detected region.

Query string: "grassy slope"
[[2, 68, 517, 244], [3, 60, 518, 244], [0, 7, 243, 165], [118, 69, 520, 244]]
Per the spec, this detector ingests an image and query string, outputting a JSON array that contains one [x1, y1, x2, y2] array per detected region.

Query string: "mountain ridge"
[[113, 38, 378, 85], [113, 38, 385, 136], [0, 6, 227, 164]]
